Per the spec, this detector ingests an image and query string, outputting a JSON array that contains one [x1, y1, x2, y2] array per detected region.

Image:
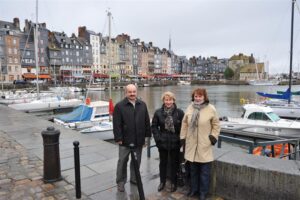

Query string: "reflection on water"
[[69, 84, 300, 118]]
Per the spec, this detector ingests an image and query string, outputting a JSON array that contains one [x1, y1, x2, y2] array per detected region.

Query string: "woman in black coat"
[[151, 91, 184, 192]]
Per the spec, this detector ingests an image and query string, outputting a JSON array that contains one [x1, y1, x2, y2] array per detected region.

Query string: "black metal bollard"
[[41, 126, 62, 183], [73, 141, 81, 199], [129, 144, 145, 200]]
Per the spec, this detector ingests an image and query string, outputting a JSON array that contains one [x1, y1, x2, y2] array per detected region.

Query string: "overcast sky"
[[1, 0, 300, 74]]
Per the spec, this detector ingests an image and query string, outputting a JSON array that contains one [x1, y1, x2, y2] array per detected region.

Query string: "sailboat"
[[79, 11, 114, 135], [8, 0, 82, 112], [248, 62, 279, 86], [54, 11, 114, 134], [257, 0, 300, 119]]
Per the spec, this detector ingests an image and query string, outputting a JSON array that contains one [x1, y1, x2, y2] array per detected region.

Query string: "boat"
[[177, 80, 191, 85], [259, 98, 300, 119], [80, 121, 113, 133], [0, 90, 54, 104], [143, 83, 150, 87], [220, 104, 300, 138], [248, 79, 279, 86], [86, 84, 106, 91], [277, 90, 300, 95], [256, 0, 299, 119], [8, 96, 82, 112], [54, 100, 110, 129]]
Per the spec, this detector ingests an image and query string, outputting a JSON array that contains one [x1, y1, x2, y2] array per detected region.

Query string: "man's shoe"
[[187, 191, 198, 197], [170, 184, 177, 192], [130, 180, 137, 185], [157, 182, 165, 191], [117, 182, 125, 192]]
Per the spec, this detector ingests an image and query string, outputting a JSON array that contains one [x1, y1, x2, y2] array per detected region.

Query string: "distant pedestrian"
[[113, 84, 151, 192], [180, 88, 220, 200], [151, 91, 184, 192]]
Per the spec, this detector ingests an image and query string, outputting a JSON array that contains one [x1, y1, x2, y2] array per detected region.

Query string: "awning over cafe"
[[22, 73, 51, 79], [93, 73, 109, 78]]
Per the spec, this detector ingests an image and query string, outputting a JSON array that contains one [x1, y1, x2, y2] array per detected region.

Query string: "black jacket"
[[151, 104, 184, 150], [113, 97, 151, 147]]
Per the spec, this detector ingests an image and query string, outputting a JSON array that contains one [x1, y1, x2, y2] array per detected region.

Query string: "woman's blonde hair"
[[161, 91, 176, 101]]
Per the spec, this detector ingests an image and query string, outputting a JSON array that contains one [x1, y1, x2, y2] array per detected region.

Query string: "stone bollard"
[[41, 126, 62, 183]]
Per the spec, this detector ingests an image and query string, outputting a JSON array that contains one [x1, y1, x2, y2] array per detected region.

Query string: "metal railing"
[[217, 129, 300, 160]]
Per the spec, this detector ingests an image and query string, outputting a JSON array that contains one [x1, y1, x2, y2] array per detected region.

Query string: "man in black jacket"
[[113, 84, 151, 192]]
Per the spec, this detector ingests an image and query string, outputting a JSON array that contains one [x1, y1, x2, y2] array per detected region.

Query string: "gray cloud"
[[1, 0, 299, 74]]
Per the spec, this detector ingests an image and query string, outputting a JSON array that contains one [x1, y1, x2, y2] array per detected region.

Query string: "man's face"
[[126, 85, 137, 101]]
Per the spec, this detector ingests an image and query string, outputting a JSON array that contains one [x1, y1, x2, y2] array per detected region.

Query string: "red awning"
[[22, 73, 51, 79], [22, 73, 36, 79], [93, 73, 109, 78], [39, 74, 51, 79]]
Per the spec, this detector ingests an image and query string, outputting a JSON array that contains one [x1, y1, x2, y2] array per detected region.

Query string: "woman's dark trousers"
[[190, 162, 212, 197], [158, 148, 180, 185]]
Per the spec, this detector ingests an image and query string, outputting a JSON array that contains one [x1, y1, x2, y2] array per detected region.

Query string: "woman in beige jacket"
[[180, 88, 220, 200]]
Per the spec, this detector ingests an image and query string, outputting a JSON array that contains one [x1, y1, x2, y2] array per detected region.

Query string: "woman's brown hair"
[[191, 88, 209, 102]]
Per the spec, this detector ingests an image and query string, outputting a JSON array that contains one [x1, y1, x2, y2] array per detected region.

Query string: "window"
[[14, 58, 18, 63], [8, 66, 11, 72], [86, 46, 89, 50], [40, 39, 44, 45], [76, 51, 79, 56], [8, 48, 12, 54], [54, 52, 57, 56], [13, 39, 16, 45], [248, 112, 270, 121], [14, 48, 17, 54]]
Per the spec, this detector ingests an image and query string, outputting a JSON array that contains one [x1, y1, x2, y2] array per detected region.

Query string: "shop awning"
[[22, 73, 36, 79], [39, 74, 51, 79], [93, 73, 109, 78]]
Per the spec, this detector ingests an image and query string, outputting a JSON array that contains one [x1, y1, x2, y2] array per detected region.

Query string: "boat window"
[[267, 112, 280, 122], [94, 114, 109, 118], [248, 112, 271, 121]]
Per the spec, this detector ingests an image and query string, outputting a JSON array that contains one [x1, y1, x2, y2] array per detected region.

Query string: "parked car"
[[13, 80, 27, 85]]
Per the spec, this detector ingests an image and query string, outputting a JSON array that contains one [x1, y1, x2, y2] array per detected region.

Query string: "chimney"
[[78, 26, 86, 38], [13, 18, 20, 29], [149, 42, 153, 47]]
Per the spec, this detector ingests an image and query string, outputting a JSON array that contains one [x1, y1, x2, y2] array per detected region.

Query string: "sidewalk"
[[0, 104, 224, 200]]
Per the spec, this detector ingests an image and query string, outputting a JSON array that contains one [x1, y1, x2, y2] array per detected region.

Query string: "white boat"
[[54, 100, 110, 129], [220, 104, 300, 138], [0, 91, 54, 105], [143, 83, 150, 87], [49, 86, 83, 93], [177, 80, 191, 85], [260, 99, 300, 119], [80, 121, 113, 133], [86, 85, 106, 91], [248, 79, 279, 86], [8, 97, 82, 112]]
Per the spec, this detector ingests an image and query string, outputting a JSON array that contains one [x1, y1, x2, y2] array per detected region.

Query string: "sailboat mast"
[[288, 0, 295, 103], [34, 0, 40, 98], [108, 11, 112, 100]]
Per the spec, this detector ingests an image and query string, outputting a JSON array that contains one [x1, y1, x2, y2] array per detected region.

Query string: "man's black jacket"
[[113, 97, 151, 147]]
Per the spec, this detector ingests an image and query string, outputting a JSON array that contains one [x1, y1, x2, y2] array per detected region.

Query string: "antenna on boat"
[[34, 0, 40, 99], [107, 10, 114, 119]]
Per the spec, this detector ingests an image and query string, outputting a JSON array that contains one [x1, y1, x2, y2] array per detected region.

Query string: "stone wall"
[[211, 149, 300, 200]]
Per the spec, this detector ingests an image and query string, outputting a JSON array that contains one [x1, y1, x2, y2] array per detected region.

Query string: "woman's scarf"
[[163, 105, 175, 133], [190, 102, 208, 132]]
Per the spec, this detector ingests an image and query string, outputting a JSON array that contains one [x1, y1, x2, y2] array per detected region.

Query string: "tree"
[[224, 67, 234, 79]]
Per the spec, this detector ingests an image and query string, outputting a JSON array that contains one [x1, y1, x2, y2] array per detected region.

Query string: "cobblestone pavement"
[[0, 131, 90, 200]]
